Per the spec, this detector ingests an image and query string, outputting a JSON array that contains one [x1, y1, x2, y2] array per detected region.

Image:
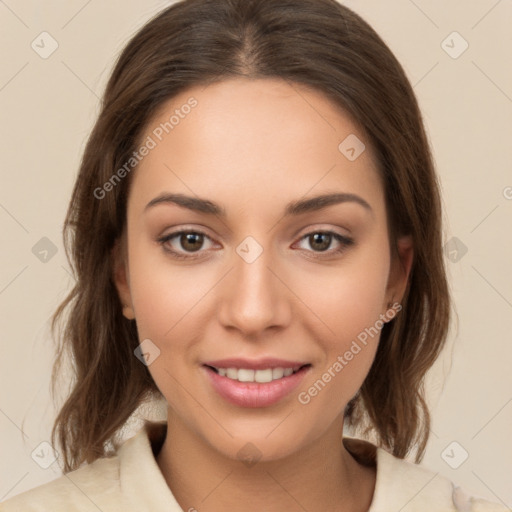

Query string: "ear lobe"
[[386, 235, 414, 305], [111, 237, 135, 319]]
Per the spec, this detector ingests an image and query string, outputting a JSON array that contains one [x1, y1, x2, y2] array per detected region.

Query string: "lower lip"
[[202, 365, 311, 408]]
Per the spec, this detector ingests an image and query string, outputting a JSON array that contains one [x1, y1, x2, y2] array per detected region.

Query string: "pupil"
[[310, 233, 331, 251], [181, 233, 203, 252]]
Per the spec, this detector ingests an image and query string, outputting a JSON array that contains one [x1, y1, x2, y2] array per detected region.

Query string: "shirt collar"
[[118, 420, 422, 512]]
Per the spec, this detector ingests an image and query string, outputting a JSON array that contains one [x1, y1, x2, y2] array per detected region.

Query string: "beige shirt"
[[1, 421, 508, 511]]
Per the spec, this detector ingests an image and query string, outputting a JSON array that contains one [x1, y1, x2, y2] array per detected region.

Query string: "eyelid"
[[292, 230, 354, 256], [157, 227, 217, 259]]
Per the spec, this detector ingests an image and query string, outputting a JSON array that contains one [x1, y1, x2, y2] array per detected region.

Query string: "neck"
[[156, 411, 376, 512]]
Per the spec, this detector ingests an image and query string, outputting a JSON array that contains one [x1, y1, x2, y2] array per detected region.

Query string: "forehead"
[[128, 78, 384, 216]]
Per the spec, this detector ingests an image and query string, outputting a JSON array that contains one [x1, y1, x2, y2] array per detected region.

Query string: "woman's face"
[[114, 77, 412, 461]]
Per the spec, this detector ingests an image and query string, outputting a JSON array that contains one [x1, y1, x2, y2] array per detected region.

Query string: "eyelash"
[[157, 229, 354, 260]]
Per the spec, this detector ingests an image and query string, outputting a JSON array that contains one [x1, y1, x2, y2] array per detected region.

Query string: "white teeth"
[[272, 368, 284, 379], [238, 369, 255, 382], [255, 369, 273, 383], [226, 368, 238, 379], [212, 366, 302, 383]]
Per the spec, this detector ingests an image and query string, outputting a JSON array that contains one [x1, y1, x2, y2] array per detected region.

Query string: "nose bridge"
[[218, 236, 290, 334]]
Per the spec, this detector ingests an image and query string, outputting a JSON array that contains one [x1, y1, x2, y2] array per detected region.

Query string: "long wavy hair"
[[51, 0, 450, 473]]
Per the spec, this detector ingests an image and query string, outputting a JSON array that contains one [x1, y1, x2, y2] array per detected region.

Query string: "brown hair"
[[51, 0, 450, 473]]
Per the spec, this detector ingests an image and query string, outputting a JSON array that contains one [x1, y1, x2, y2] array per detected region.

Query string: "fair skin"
[[114, 78, 413, 512]]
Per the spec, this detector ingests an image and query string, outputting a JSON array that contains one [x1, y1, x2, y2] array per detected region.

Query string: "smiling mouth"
[[203, 364, 311, 383]]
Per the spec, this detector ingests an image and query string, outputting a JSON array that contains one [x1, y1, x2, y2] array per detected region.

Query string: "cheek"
[[291, 245, 390, 405], [128, 232, 210, 326], [293, 246, 390, 342], [126, 245, 212, 405]]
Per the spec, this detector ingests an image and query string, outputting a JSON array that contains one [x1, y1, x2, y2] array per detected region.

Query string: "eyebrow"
[[144, 192, 372, 216]]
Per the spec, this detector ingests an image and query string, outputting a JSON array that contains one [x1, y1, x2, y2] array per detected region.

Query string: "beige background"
[[1, 0, 511, 506]]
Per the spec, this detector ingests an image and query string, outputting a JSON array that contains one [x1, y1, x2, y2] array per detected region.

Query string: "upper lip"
[[203, 357, 311, 370]]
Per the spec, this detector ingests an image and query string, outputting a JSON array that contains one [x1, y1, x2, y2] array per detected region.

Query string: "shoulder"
[[0, 421, 172, 512], [0, 454, 127, 511], [374, 445, 509, 511], [343, 437, 509, 512]]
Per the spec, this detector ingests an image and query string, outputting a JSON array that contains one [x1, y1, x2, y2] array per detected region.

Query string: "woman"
[[1, 0, 507, 510]]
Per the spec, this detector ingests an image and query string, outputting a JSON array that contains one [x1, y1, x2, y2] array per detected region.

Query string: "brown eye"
[[180, 232, 204, 252], [295, 230, 355, 257], [157, 230, 216, 259], [308, 233, 332, 251]]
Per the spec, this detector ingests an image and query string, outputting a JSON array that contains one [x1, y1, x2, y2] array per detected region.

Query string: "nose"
[[217, 242, 292, 337]]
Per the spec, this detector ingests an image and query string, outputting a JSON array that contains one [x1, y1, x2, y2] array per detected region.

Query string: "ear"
[[111, 235, 135, 320], [384, 235, 413, 310]]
